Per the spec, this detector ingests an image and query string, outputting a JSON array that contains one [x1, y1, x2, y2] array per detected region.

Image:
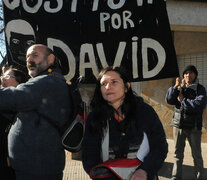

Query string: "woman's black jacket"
[[82, 97, 168, 180]]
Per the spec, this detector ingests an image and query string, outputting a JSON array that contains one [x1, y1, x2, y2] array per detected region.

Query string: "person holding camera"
[[166, 65, 206, 180]]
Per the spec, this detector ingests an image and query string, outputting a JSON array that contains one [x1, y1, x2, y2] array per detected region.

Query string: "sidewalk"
[[158, 139, 207, 180], [63, 139, 207, 180]]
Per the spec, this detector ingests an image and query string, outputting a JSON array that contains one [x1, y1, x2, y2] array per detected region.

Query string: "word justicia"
[[3, 0, 158, 13]]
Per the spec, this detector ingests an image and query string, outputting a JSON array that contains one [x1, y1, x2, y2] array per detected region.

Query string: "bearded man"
[[0, 44, 71, 180]]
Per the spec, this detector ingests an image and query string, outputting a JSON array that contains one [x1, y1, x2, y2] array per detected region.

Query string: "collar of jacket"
[[36, 67, 65, 81], [184, 78, 199, 91]]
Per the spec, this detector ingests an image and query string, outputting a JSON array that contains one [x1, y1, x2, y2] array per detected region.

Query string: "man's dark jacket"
[[0, 68, 71, 175], [166, 83, 206, 130]]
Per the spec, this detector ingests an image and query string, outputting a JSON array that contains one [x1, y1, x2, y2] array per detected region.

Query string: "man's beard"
[[27, 60, 49, 77]]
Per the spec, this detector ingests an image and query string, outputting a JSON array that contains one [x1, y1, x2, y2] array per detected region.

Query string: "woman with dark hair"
[[82, 66, 168, 180], [0, 66, 28, 180], [1, 66, 28, 88]]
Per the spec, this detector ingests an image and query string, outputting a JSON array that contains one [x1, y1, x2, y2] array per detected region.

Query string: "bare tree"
[[0, 0, 6, 62]]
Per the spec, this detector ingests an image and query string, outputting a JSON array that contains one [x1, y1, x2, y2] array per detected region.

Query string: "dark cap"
[[182, 65, 198, 77]]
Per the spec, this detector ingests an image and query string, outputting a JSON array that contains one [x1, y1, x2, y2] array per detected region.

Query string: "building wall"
[[167, 0, 207, 28], [141, 31, 207, 142], [174, 31, 207, 55]]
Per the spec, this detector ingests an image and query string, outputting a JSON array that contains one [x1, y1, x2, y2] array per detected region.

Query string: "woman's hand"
[[130, 169, 147, 180]]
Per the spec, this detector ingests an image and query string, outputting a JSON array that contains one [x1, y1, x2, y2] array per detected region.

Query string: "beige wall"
[[174, 31, 207, 55], [141, 78, 174, 139]]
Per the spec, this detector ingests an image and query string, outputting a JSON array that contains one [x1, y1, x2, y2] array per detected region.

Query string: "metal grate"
[[131, 82, 141, 96], [177, 52, 207, 90]]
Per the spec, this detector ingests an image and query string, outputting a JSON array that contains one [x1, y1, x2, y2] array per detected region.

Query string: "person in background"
[[82, 66, 168, 180], [166, 65, 206, 180], [1, 65, 28, 88], [0, 66, 28, 179], [0, 44, 71, 180]]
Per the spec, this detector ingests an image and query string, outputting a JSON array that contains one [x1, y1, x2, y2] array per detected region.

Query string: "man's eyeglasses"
[[1, 75, 15, 80]]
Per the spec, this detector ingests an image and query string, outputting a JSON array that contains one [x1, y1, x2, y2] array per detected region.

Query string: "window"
[[177, 52, 207, 90], [131, 82, 141, 96]]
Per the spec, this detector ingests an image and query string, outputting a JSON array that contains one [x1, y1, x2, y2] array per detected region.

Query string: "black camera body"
[[181, 87, 196, 100]]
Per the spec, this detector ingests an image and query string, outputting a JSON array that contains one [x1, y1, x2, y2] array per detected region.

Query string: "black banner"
[[3, 0, 179, 83]]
